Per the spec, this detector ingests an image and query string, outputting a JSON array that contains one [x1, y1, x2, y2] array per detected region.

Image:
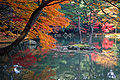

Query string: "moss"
[[70, 44, 89, 48]]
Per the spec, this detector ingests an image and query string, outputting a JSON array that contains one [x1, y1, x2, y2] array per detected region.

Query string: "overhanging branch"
[[46, 0, 67, 6], [100, 8, 120, 22], [102, 0, 120, 9], [0, 0, 68, 55]]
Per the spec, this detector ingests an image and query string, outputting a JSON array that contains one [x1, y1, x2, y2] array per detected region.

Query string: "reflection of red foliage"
[[36, 47, 49, 61], [19, 48, 30, 53], [69, 53, 74, 56], [37, 47, 49, 56], [86, 53, 98, 61], [93, 42, 101, 49], [96, 45, 101, 49], [12, 48, 37, 67], [91, 53, 98, 61], [102, 38, 114, 49]]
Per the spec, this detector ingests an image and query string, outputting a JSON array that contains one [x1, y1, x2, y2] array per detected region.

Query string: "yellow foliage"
[[96, 50, 118, 68], [97, 5, 119, 22]]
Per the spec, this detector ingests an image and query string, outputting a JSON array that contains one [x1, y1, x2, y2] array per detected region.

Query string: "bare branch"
[[38, 0, 40, 6], [84, 0, 120, 22], [100, 8, 120, 22], [83, 0, 102, 22], [42, 0, 45, 3], [46, 0, 66, 6], [102, 0, 120, 9]]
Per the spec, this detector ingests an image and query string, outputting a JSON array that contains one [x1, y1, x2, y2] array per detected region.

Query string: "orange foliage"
[[0, 0, 71, 49]]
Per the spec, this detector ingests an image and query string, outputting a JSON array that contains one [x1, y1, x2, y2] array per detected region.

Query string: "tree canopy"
[[0, 0, 119, 55]]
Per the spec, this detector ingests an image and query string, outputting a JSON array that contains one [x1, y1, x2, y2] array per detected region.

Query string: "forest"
[[0, 0, 120, 80]]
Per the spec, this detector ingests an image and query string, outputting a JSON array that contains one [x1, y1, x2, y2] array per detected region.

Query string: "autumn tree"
[[85, 0, 119, 33], [0, 0, 71, 55], [0, 0, 119, 56], [59, 0, 119, 43]]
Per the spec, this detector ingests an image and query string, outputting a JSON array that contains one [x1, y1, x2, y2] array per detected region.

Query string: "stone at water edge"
[[28, 40, 37, 45], [28, 40, 37, 49], [67, 44, 96, 50]]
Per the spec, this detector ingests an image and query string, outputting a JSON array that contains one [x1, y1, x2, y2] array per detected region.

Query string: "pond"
[[0, 33, 120, 80]]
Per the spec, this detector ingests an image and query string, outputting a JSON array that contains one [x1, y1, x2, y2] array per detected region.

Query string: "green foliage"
[[70, 43, 89, 48], [59, 1, 90, 26]]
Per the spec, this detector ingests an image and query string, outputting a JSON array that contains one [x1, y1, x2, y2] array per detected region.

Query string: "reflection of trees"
[[81, 52, 110, 80], [12, 69, 34, 80], [58, 71, 75, 80], [55, 33, 81, 46], [28, 50, 58, 79], [0, 51, 55, 80], [92, 37, 118, 68], [79, 37, 118, 79], [52, 36, 120, 80], [29, 50, 58, 74], [0, 53, 13, 80], [50, 36, 120, 80], [96, 50, 118, 68], [12, 48, 37, 67], [34, 66, 56, 80], [0, 54, 35, 80]]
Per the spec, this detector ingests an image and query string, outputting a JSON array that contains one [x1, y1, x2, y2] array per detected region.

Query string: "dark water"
[[0, 34, 120, 80]]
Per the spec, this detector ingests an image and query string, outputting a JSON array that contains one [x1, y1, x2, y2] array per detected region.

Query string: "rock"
[[67, 46, 78, 50], [28, 40, 37, 45], [60, 60, 67, 64], [28, 40, 37, 49], [68, 44, 95, 50], [28, 45, 37, 49]]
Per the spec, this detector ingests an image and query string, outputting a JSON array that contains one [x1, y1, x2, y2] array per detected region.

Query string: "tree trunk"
[[0, 4, 46, 56], [0, 0, 66, 56], [78, 16, 82, 43]]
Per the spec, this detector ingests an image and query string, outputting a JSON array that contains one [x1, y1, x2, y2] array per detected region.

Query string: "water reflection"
[[1, 34, 120, 80], [12, 48, 37, 67], [92, 37, 118, 68], [107, 69, 116, 79]]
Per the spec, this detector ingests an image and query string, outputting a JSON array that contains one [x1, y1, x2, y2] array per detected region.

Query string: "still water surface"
[[0, 34, 120, 80]]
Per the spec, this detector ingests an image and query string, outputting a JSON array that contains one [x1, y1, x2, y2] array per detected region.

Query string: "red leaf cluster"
[[93, 38, 114, 50], [102, 22, 114, 32], [93, 22, 101, 29]]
